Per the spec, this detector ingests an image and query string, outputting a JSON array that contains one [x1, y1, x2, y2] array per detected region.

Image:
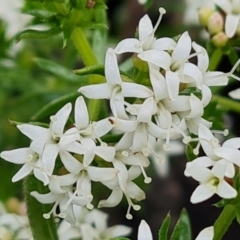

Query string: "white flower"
[[214, 0, 240, 37], [195, 226, 214, 240], [137, 220, 153, 240], [79, 49, 153, 119], [187, 160, 237, 203], [229, 88, 240, 99]]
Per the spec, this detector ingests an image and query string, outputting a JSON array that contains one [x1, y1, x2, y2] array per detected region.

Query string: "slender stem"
[[24, 175, 59, 240], [209, 48, 222, 71], [71, 27, 104, 120], [212, 95, 240, 113], [213, 204, 236, 240]]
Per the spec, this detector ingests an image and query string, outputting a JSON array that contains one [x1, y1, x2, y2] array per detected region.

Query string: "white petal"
[[105, 48, 122, 85], [139, 15, 153, 41], [138, 50, 171, 70], [78, 83, 113, 99], [114, 38, 142, 54], [115, 133, 134, 150], [114, 118, 138, 133], [229, 88, 240, 99], [214, 0, 232, 13], [42, 143, 59, 175], [188, 163, 213, 182], [138, 220, 153, 240], [183, 63, 203, 89], [165, 71, 180, 101], [195, 226, 214, 240], [152, 38, 176, 51], [214, 147, 240, 167], [17, 124, 49, 141], [223, 137, 240, 148], [30, 191, 58, 204], [126, 181, 145, 200], [95, 146, 115, 162], [98, 187, 123, 208], [187, 94, 203, 119], [132, 124, 148, 153], [49, 176, 65, 194], [216, 180, 237, 199], [163, 96, 190, 112], [149, 66, 168, 100], [204, 72, 228, 86], [75, 96, 89, 130], [12, 164, 32, 182], [190, 184, 215, 203], [192, 42, 209, 73], [0, 148, 34, 164], [105, 225, 132, 238], [62, 141, 84, 155], [93, 118, 114, 137], [201, 85, 212, 107], [122, 82, 153, 98], [137, 97, 155, 123], [87, 166, 118, 181], [59, 151, 82, 174], [212, 160, 227, 179], [51, 102, 72, 136], [82, 138, 96, 167], [172, 31, 191, 64], [225, 14, 239, 38]]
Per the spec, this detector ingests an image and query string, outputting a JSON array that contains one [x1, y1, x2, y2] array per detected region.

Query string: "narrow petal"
[[12, 164, 32, 182], [75, 96, 89, 130], [51, 102, 72, 136], [195, 226, 214, 240], [78, 83, 113, 99], [95, 146, 115, 162], [62, 141, 84, 155], [98, 187, 123, 208], [225, 14, 239, 38], [217, 180, 237, 199], [93, 118, 114, 137], [138, 50, 171, 70], [139, 15, 153, 41], [122, 82, 153, 98], [183, 63, 203, 89], [138, 220, 153, 240], [113, 118, 138, 133], [229, 88, 240, 99], [0, 148, 34, 164], [30, 191, 58, 204], [188, 163, 213, 182], [114, 39, 142, 54], [222, 137, 240, 148], [172, 31, 191, 63], [205, 72, 228, 86], [137, 97, 155, 123], [105, 225, 132, 238], [214, 147, 240, 167], [152, 38, 176, 51], [87, 166, 118, 182], [59, 151, 82, 174], [165, 71, 180, 101], [190, 184, 215, 203], [212, 160, 227, 179], [214, 0, 232, 13], [187, 94, 203, 119], [192, 42, 209, 73], [42, 143, 59, 175], [105, 48, 122, 85], [82, 138, 96, 167], [126, 181, 145, 200]]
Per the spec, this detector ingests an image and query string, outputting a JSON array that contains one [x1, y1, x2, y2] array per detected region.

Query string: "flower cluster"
[[1, 7, 240, 239]]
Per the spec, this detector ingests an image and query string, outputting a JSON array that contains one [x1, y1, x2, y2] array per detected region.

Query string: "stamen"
[[193, 142, 201, 155], [211, 129, 229, 136], [122, 151, 129, 157], [153, 8, 166, 33], [138, 162, 152, 183]]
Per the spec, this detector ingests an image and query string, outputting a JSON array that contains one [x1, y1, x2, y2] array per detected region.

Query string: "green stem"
[[71, 27, 104, 120], [212, 95, 240, 113], [209, 48, 222, 71], [24, 175, 59, 240], [213, 204, 236, 240]]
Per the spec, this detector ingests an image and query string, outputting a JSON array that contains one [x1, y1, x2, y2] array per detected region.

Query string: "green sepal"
[[158, 212, 171, 240], [74, 64, 105, 75], [185, 143, 198, 161], [24, 175, 59, 240], [25, 0, 65, 3], [16, 28, 62, 42], [8, 120, 49, 128], [31, 92, 81, 121], [34, 57, 85, 82], [213, 199, 231, 208], [170, 208, 192, 240]]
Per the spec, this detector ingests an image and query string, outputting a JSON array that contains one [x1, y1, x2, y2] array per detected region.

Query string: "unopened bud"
[[198, 7, 214, 27], [212, 32, 229, 47], [207, 12, 224, 35], [6, 197, 20, 214], [0, 226, 13, 240]]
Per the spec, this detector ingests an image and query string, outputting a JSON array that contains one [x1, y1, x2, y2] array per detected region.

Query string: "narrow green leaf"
[[158, 212, 171, 240], [34, 57, 84, 82], [31, 92, 80, 121], [16, 28, 62, 42], [171, 208, 192, 240], [24, 175, 59, 240], [235, 204, 240, 225]]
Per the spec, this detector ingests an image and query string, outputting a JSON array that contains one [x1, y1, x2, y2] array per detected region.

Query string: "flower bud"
[[132, 54, 149, 72], [198, 7, 214, 27], [207, 12, 224, 35], [212, 32, 228, 47], [0, 226, 13, 240], [6, 197, 20, 214]]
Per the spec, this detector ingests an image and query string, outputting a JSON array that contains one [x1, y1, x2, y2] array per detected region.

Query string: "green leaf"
[[16, 28, 62, 42], [24, 175, 59, 240], [158, 212, 171, 240], [235, 204, 240, 225], [170, 208, 192, 240], [31, 92, 80, 121], [34, 57, 84, 82]]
